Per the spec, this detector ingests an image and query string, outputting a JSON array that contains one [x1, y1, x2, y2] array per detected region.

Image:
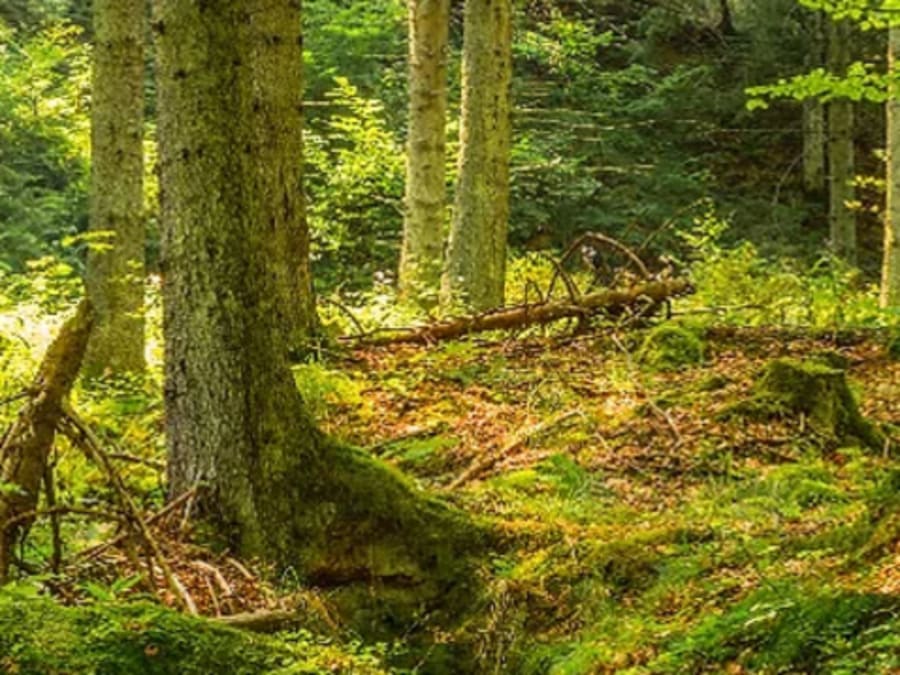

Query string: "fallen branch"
[[351, 278, 692, 347], [0, 300, 93, 582], [447, 409, 581, 490], [215, 609, 303, 633]]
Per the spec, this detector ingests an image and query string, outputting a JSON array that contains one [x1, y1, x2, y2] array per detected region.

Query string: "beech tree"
[[398, 0, 450, 306], [827, 17, 857, 264], [442, 0, 513, 311], [154, 0, 479, 600], [803, 10, 826, 196], [83, 0, 145, 375]]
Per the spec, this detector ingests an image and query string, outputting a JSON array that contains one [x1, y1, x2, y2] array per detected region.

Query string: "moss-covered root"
[[729, 358, 884, 450], [0, 595, 387, 674]]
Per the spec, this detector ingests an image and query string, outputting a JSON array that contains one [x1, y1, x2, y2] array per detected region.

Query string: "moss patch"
[[637, 325, 704, 372], [0, 594, 386, 674]]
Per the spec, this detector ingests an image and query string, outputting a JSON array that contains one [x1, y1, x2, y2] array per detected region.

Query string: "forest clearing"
[[1, 0, 900, 673]]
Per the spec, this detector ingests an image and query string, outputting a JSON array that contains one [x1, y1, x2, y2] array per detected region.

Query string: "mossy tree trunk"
[[398, 0, 450, 308], [155, 0, 483, 606], [827, 18, 857, 265], [84, 0, 145, 376], [883, 23, 900, 308], [442, 0, 512, 312]]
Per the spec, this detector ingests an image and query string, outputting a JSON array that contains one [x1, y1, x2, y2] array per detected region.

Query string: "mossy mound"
[[727, 358, 884, 450], [637, 325, 704, 372], [0, 593, 387, 674]]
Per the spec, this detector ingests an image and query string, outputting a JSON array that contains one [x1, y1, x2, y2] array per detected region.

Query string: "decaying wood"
[[215, 608, 303, 633], [0, 300, 94, 582], [355, 278, 692, 346]]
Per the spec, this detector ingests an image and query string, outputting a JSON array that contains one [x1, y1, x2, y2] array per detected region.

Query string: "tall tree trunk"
[[154, 0, 482, 609], [84, 0, 145, 375], [803, 11, 826, 196], [884, 24, 900, 308], [442, 0, 513, 311], [398, 0, 450, 308], [827, 18, 857, 265]]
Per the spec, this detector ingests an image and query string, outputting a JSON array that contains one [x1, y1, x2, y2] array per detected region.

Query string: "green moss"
[[724, 358, 884, 450], [888, 333, 900, 360], [0, 594, 387, 674], [637, 325, 704, 372]]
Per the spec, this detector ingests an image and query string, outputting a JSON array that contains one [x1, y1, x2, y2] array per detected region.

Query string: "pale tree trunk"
[[154, 0, 482, 604], [84, 0, 145, 375], [442, 0, 513, 312], [398, 0, 450, 308], [827, 18, 857, 265], [883, 24, 900, 308], [803, 11, 826, 196]]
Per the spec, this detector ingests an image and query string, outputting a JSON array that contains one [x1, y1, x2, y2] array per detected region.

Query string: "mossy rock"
[[725, 358, 884, 451], [0, 594, 387, 674], [637, 325, 704, 372]]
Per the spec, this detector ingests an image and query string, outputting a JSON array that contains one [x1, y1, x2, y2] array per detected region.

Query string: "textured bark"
[[398, 0, 450, 307], [0, 301, 94, 581], [442, 0, 513, 311], [803, 11, 826, 196], [155, 0, 484, 601], [84, 0, 145, 375], [883, 25, 900, 308], [827, 19, 857, 265]]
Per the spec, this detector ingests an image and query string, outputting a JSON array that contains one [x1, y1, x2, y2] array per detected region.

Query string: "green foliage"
[[305, 78, 405, 289], [0, 20, 89, 271]]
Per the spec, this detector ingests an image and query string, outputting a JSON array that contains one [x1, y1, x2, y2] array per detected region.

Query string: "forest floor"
[[2, 320, 900, 672], [307, 326, 900, 672]]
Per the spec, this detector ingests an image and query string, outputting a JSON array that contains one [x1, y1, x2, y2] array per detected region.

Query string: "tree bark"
[[883, 24, 900, 308], [398, 0, 450, 308], [154, 0, 484, 610], [827, 18, 857, 265], [803, 11, 826, 196], [442, 0, 513, 312], [84, 0, 145, 375]]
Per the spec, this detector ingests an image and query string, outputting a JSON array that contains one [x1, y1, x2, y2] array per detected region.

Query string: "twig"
[[447, 410, 581, 490], [318, 296, 366, 337], [77, 486, 199, 560], [60, 405, 195, 614], [107, 452, 165, 472]]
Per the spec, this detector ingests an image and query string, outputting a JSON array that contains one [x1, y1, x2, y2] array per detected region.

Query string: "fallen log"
[[0, 300, 93, 582], [353, 278, 693, 346]]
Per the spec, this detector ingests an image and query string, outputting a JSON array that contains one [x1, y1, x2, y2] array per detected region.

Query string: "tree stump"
[[731, 358, 884, 451]]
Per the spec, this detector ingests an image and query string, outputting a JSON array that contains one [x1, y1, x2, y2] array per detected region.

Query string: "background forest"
[[0, 0, 899, 673]]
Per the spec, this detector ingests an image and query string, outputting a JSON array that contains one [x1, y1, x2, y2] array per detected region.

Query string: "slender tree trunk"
[[803, 11, 826, 196], [884, 24, 900, 308], [84, 0, 145, 375], [398, 0, 450, 308], [827, 18, 857, 265], [154, 0, 482, 599], [442, 0, 513, 311]]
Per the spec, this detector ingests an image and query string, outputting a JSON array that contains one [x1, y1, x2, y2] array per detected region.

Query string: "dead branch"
[[60, 407, 196, 614], [447, 409, 582, 490], [0, 300, 94, 582], [215, 609, 303, 633], [351, 278, 692, 347]]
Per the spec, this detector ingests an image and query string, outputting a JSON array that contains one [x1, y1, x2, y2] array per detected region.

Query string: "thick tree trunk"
[[84, 0, 145, 375], [827, 18, 857, 265], [803, 11, 826, 196], [442, 0, 513, 312], [883, 25, 900, 308], [398, 0, 450, 308], [154, 0, 483, 612]]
